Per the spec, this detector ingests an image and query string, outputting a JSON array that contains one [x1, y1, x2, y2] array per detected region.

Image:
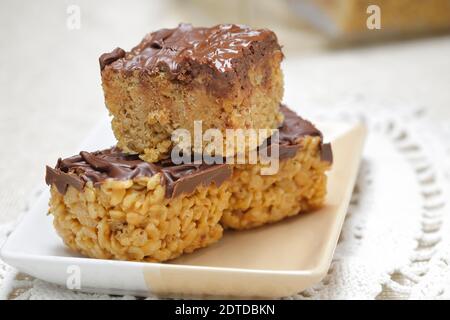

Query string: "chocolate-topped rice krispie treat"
[[45, 106, 332, 261], [100, 23, 284, 162], [45, 149, 231, 262], [221, 105, 332, 230]]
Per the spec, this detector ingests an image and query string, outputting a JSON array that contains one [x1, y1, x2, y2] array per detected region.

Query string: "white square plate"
[[1, 118, 366, 298]]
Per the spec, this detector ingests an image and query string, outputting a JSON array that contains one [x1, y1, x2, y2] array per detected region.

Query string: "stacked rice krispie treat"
[[100, 23, 284, 163], [46, 24, 332, 262]]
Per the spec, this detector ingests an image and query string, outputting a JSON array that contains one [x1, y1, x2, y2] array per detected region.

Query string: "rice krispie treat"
[[100, 23, 284, 162], [45, 105, 332, 259], [45, 149, 231, 262], [221, 105, 332, 229]]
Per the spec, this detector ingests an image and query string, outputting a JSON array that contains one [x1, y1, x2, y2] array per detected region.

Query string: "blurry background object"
[[287, 0, 450, 40], [173, 0, 450, 50], [172, 0, 328, 54]]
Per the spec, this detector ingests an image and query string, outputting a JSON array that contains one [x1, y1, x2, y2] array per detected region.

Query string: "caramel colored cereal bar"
[[221, 106, 332, 229]]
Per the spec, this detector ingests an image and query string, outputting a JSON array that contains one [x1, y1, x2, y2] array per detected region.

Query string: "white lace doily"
[[290, 100, 450, 300], [1, 99, 449, 300]]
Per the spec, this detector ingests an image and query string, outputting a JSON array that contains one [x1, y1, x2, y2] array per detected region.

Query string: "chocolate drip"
[[160, 162, 232, 198], [46, 106, 332, 197], [278, 105, 322, 143], [320, 143, 333, 163], [99, 47, 126, 71], [275, 105, 325, 160]]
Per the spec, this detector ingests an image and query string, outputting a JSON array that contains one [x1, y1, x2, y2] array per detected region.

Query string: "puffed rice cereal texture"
[[49, 174, 230, 262]]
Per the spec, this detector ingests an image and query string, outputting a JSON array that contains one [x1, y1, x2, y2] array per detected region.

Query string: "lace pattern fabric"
[[295, 101, 450, 299]]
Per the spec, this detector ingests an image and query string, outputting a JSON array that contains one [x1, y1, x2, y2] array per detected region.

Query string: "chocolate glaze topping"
[[45, 149, 231, 198], [100, 24, 282, 86], [99, 47, 126, 71], [277, 105, 320, 160], [46, 106, 332, 197], [158, 161, 232, 198], [279, 105, 322, 143]]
